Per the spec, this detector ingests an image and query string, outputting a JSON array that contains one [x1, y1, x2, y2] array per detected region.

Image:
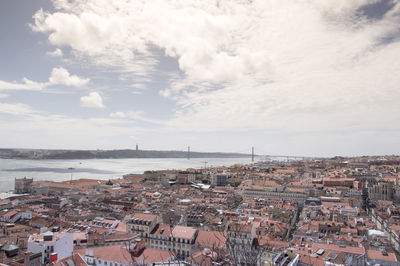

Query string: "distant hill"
[[0, 148, 251, 160]]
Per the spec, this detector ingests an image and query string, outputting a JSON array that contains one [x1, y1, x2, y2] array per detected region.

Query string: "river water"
[[0, 157, 254, 192]]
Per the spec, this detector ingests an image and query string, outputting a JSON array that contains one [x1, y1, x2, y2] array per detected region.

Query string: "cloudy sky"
[[0, 0, 399, 156]]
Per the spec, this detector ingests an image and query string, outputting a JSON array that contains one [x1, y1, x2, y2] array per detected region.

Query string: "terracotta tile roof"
[[171, 225, 197, 239], [195, 231, 226, 249], [276, 169, 295, 174], [78, 242, 174, 264], [137, 248, 174, 263], [132, 212, 157, 222], [3, 210, 18, 218], [312, 243, 365, 255], [187, 250, 220, 266], [50, 253, 86, 266], [367, 250, 397, 262], [115, 221, 127, 232], [257, 236, 289, 250], [75, 244, 133, 264], [151, 224, 172, 236]]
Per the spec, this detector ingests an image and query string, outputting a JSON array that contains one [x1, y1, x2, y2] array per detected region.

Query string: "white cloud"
[[49, 67, 89, 87], [32, 9, 125, 54], [31, 7, 155, 76], [80, 92, 104, 108], [110, 111, 144, 119], [0, 67, 89, 92], [47, 48, 63, 57], [0, 78, 45, 91], [109, 111, 126, 118], [0, 103, 36, 115], [32, 0, 400, 134]]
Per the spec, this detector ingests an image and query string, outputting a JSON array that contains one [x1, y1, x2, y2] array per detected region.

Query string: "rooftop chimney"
[[49, 253, 58, 264]]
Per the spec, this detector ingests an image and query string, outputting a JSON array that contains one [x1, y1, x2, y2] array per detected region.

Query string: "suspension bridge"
[[175, 145, 322, 162]]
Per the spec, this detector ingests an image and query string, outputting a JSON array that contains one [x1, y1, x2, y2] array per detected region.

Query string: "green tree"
[[234, 179, 242, 187]]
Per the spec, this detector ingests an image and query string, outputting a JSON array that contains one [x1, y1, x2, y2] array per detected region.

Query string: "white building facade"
[[28, 231, 73, 264]]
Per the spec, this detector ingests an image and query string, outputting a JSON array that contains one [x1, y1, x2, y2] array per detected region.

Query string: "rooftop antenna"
[[252, 146, 254, 162], [136, 143, 139, 151]]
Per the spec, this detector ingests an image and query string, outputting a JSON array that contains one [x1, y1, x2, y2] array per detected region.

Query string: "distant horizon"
[[0, 146, 252, 154], [0, 146, 399, 158]]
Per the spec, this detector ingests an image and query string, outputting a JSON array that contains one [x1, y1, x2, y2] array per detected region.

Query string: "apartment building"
[[148, 224, 198, 260], [28, 231, 73, 264], [126, 213, 159, 238]]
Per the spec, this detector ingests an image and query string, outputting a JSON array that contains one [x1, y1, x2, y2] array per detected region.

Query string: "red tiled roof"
[[172, 225, 197, 239], [75, 245, 132, 264], [312, 243, 365, 255], [367, 250, 397, 262], [50, 254, 86, 266], [137, 248, 174, 263], [75, 244, 173, 264], [151, 224, 172, 236], [132, 212, 157, 222], [195, 231, 226, 249]]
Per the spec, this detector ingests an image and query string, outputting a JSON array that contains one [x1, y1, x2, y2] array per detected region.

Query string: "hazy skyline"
[[0, 0, 399, 156]]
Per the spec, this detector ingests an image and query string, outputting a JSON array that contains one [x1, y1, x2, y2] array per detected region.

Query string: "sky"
[[0, 0, 399, 157]]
